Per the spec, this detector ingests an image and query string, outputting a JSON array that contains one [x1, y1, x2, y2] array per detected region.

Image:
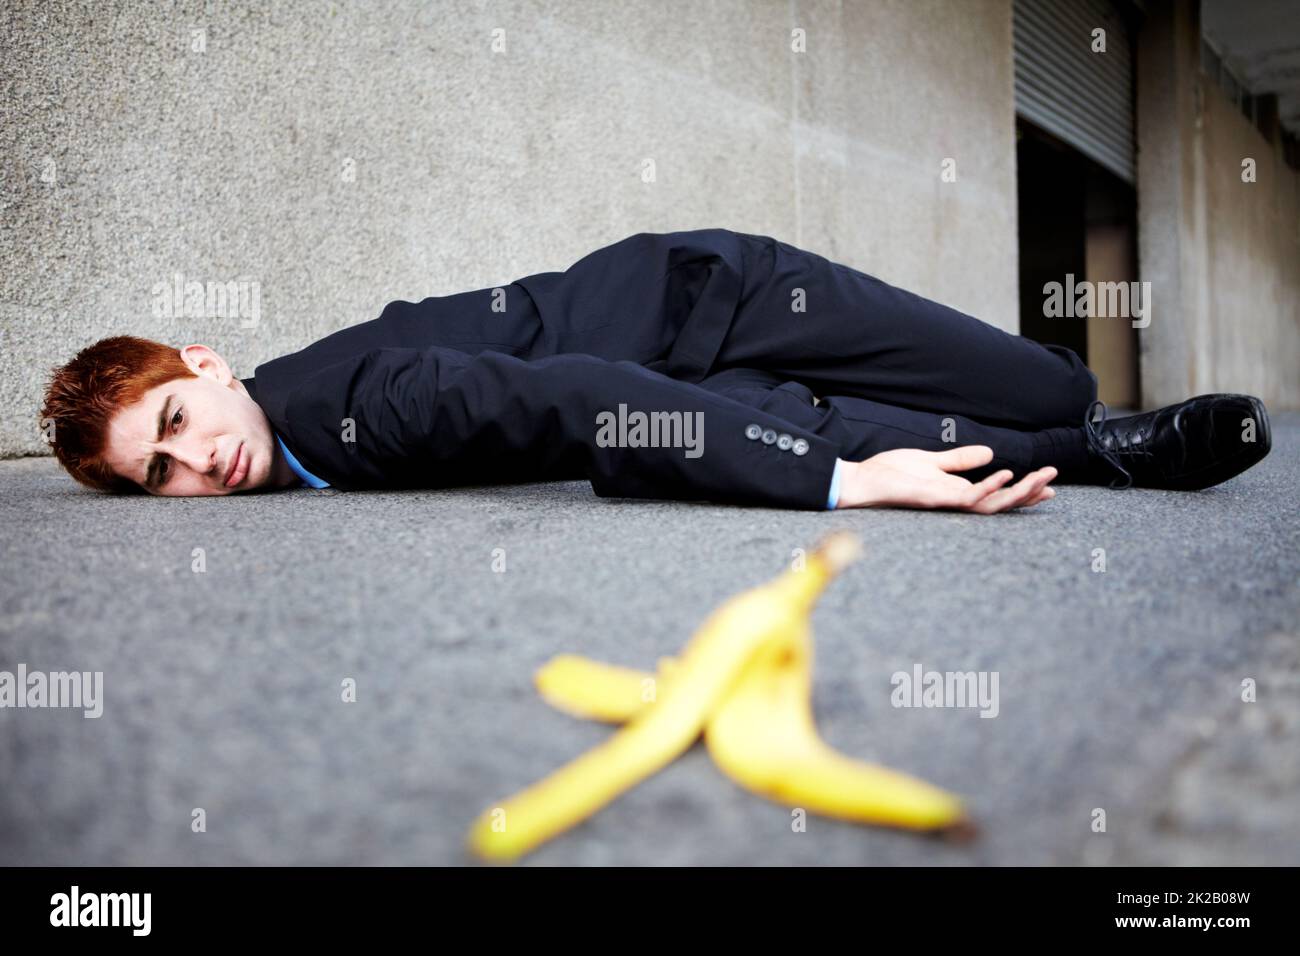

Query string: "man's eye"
[[171, 408, 183, 430]]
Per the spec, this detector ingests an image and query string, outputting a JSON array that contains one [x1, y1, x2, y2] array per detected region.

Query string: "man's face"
[[101, 344, 288, 496]]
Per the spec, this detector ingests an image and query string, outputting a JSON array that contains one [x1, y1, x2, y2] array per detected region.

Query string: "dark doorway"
[[1017, 121, 1088, 361], [1016, 119, 1140, 406]]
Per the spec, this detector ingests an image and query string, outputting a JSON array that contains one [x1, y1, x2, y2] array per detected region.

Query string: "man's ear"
[[178, 344, 234, 385]]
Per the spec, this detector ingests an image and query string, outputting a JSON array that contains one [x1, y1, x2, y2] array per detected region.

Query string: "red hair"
[[39, 336, 198, 493]]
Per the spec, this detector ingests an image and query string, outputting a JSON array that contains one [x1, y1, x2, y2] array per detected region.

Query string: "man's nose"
[[166, 439, 216, 476]]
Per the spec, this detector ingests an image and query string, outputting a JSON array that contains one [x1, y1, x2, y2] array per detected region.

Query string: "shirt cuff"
[[826, 458, 844, 510]]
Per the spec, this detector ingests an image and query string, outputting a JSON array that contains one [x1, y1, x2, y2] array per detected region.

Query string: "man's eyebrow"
[[143, 393, 175, 489]]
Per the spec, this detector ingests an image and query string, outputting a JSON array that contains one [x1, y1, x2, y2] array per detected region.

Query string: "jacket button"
[[745, 424, 762, 440], [777, 433, 793, 451], [761, 429, 778, 445], [792, 439, 810, 456]]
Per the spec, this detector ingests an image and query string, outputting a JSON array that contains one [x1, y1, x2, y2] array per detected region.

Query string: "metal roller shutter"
[[1014, 0, 1136, 183]]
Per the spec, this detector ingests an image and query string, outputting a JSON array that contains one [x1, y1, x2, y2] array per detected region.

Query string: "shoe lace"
[[1083, 400, 1134, 490]]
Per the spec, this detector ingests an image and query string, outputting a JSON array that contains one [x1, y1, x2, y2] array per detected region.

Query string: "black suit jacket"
[[241, 230, 839, 509]]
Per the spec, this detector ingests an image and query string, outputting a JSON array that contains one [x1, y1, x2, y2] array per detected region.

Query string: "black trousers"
[[694, 234, 1098, 481], [374, 228, 1100, 482]]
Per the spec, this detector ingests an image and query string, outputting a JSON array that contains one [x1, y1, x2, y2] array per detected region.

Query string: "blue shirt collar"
[[275, 434, 330, 489]]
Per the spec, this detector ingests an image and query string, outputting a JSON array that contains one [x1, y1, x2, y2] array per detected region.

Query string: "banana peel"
[[467, 532, 971, 861], [536, 633, 966, 831]]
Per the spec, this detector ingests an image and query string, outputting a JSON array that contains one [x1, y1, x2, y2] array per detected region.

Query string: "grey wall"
[[1136, 0, 1300, 411], [1, 0, 1020, 458]]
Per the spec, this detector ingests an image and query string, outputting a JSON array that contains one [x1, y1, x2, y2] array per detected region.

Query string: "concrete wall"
[[0, 0, 1020, 458], [1201, 76, 1300, 405], [1136, 0, 1300, 410]]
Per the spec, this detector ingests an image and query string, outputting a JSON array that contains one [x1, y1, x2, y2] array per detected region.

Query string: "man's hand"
[[834, 446, 1056, 514]]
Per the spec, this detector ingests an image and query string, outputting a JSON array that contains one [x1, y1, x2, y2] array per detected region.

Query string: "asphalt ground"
[[1, 415, 1297, 865]]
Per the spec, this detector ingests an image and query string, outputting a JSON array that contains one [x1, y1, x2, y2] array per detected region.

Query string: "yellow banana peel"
[[467, 532, 971, 861]]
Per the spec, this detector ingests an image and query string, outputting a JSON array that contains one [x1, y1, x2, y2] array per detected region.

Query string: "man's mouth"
[[224, 442, 247, 488]]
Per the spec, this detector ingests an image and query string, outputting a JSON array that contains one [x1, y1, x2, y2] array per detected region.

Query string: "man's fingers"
[[1025, 486, 1056, 506], [970, 467, 1056, 514], [972, 477, 1037, 514], [1004, 469, 1056, 510], [931, 445, 995, 473], [961, 469, 1013, 506]]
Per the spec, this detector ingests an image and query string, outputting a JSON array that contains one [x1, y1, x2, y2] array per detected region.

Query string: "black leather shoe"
[[1083, 394, 1272, 490]]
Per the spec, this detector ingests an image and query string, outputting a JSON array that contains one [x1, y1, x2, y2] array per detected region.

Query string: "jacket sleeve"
[[278, 345, 840, 509]]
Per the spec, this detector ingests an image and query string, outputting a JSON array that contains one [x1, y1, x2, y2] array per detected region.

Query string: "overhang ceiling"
[[1201, 0, 1300, 136]]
